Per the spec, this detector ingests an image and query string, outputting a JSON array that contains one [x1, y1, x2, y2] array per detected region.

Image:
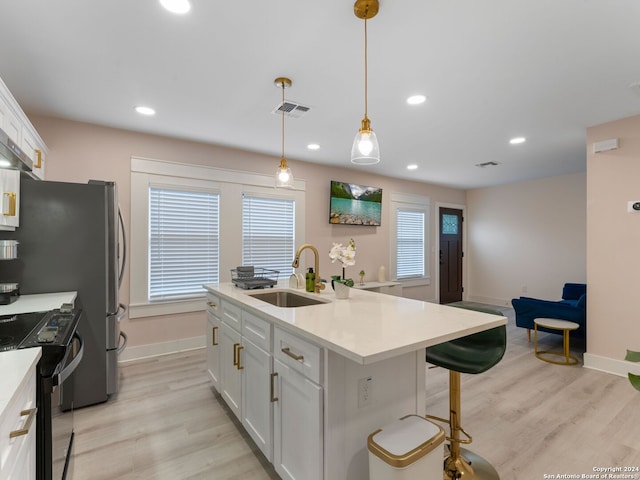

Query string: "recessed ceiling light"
[[407, 164, 418, 170], [307, 143, 320, 150], [159, 0, 191, 14], [135, 106, 156, 116], [407, 95, 426, 105], [509, 137, 526, 145]]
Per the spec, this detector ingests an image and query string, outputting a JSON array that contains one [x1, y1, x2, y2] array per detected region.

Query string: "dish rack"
[[231, 266, 279, 289]]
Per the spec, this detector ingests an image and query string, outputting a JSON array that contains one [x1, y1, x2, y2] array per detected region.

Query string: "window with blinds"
[[396, 209, 425, 278], [242, 195, 295, 278], [149, 187, 219, 301]]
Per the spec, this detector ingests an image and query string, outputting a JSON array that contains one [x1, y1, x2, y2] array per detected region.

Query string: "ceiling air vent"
[[272, 101, 310, 119], [475, 161, 500, 168]]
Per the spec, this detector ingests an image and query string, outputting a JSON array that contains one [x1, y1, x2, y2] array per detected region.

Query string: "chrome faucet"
[[292, 244, 325, 294]]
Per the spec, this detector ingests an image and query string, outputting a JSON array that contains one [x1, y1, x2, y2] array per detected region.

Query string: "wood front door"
[[439, 207, 463, 304]]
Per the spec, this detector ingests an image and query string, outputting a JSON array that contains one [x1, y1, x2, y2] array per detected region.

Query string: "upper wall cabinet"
[[0, 76, 47, 180]]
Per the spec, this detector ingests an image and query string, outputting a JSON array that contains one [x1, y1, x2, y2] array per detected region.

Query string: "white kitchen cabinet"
[[241, 336, 273, 461], [205, 311, 221, 391], [20, 128, 45, 180], [205, 293, 323, 478], [220, 321, 242, 419], [0, 95, 21, 143], [0, 75, 47, 179], [0, 168, 20, 230], [273, 357, 323, 480], [205, 293, 222, 392], [0, 355, 38, 480]]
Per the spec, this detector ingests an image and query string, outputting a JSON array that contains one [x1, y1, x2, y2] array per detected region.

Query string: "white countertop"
[[0, 348, 41, 419], [204, 284, 507, 365], [0, 292, 77, 316]]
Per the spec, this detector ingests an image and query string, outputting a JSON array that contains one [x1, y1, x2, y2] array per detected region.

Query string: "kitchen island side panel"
[[324, 349, 425, 480]]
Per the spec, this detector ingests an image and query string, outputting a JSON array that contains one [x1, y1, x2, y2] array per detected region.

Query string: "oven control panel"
[[19, 309, 81, 349]]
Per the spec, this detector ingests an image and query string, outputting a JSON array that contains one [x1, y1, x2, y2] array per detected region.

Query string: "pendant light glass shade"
[[351, 0, 380, 165], [274, 77, 294, 188], [351, 116, 380, 164], [276, 157, 294, 188]]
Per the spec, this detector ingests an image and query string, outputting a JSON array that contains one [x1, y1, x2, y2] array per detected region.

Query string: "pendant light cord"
[[281, 81, 285, 160], [364, 16, 368, 120]]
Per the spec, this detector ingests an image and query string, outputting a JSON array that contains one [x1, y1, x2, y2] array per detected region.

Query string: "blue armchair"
[[511, 283, 586, 341]]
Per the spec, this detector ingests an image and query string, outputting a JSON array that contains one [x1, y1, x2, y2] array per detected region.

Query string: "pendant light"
[[275, 77, 294, 188], [351, 0, 380, 165]]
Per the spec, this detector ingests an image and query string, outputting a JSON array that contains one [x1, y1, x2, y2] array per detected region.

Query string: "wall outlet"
[[628, 201, 640, 213], [358, 376, 372, 408]]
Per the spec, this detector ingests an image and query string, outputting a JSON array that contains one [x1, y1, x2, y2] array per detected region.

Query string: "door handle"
[[281, 347, 304, 362], [212, 326, 218, 346], [233, 343, 239, 366], [9, 408, 38, 438], [236, 345, 244, 370], [270, 372, 279, 402], [3, 192, 16, 217]]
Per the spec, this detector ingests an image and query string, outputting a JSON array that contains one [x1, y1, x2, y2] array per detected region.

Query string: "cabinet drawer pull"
[[3, 192, 16, 217], [211, 326, 218, 346], [207, 301, 217, 308], [233, 343, 240, 366], [9, 408, 37, 439], [236, 345, 244, 370], [281, 347, 304, 362], [270, 372, 279, 402], [34, 148, 42, 169]]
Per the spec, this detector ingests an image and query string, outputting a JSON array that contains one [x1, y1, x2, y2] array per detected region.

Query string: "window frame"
[[389, 192, 431, 286], [130, 157, 305, 318]]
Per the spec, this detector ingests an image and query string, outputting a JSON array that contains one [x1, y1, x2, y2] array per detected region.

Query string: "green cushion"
[[426, 304, 507, 374]]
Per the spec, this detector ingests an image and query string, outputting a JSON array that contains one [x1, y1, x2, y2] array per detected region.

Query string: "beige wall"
[[465, 173, 587, 306], [30, 114, 465, 354], [586, 115, 640, 364]]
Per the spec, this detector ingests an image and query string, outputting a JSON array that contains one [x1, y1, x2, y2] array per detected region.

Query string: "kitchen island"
[[204, 283, 506, 480]]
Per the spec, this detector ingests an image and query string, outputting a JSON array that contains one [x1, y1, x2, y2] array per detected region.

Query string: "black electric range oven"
[[0, 308, 83, 480]]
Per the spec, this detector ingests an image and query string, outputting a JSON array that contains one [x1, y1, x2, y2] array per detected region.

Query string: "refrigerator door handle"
[[116, 302, 128, 321], [117, 331, 128, 355], [118, 207, 127, 288]]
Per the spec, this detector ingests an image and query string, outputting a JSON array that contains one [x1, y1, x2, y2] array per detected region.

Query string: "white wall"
[[465, 172, 586, 306], [585, 114, 640, 377], [30, 114, 466, 358]]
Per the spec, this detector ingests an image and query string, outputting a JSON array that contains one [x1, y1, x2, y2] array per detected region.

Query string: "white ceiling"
[[1, 0, 639, 189]]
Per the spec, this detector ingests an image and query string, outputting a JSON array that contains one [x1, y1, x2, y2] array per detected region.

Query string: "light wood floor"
[[73, 307, 640, 479]]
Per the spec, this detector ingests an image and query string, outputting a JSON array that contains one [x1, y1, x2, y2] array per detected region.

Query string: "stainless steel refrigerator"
[[0, 177, 127, 409]]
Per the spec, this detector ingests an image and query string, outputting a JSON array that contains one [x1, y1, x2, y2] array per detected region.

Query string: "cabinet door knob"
[[9, 408, 38, 438], [281, 347, 304, 362]]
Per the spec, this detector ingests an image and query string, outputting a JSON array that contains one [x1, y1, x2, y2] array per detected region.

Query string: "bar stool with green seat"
[[426, 304, 507, 480]]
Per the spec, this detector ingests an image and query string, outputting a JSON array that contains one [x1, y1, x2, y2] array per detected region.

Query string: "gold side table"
[[533, 318, 580, 365]]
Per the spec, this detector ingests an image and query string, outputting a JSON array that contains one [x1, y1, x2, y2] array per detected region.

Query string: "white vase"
[[333, 282, 350, 299]]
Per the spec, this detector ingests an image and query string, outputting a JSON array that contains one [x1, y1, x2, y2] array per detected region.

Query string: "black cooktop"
[[0, 311, 48, 351]]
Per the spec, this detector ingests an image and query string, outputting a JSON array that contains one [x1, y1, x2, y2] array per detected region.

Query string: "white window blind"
[[242, 195, 295, 278], [396, 209, 425, 278], [149, 187, 219, 301]]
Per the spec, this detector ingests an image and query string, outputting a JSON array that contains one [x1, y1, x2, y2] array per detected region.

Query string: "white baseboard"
[[119, 335, 206, 363], [583, 352, 640, 378], [466, 295, 511, 307]]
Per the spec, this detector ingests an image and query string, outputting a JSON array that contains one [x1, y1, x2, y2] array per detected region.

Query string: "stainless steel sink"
[[248, 290, 328, 308]]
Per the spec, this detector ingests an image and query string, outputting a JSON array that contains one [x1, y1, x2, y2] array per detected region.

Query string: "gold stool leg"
[[442, 370, 500, 480]]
